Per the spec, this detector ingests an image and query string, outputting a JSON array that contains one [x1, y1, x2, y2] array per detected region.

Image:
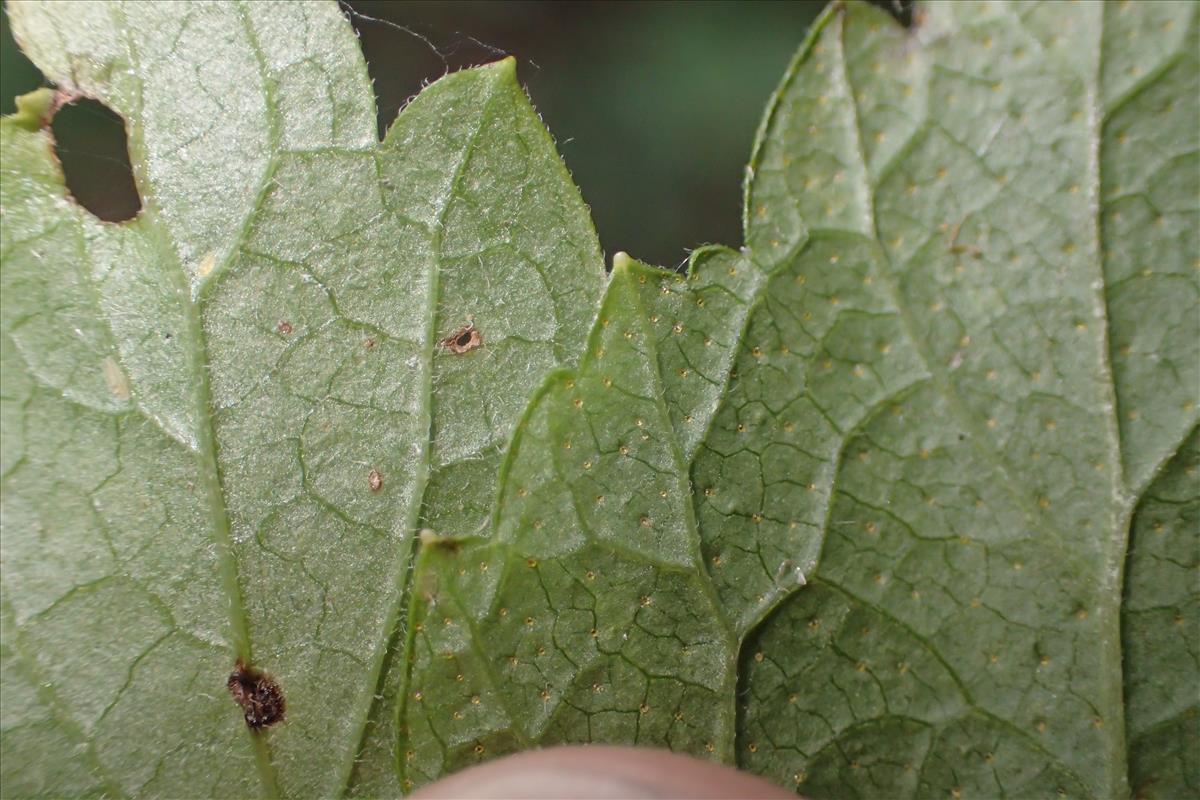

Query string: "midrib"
[[832, 3, 1131, 796], [625, 264, 742, 761], [341, 82, 504, 797], [133, 2, 286, 794], [1086, 6, 1134, 798]]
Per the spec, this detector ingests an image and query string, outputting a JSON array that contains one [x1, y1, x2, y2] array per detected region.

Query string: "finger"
[[410, 745, 797, 799]]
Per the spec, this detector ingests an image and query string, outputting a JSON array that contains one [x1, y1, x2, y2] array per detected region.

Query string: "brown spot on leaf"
[[368, 469, 383, 492], [276, 321, 293, 335], [441, 323, 482, 354], [227, 661, 285, 731], [363, 338, 376, 349]]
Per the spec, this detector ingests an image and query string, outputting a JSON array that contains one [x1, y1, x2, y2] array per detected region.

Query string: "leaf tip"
[[485, 55, 519, 84], [612, 251, 634, 272]]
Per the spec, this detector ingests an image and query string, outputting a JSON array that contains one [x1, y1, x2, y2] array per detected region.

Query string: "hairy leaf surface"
[[398, 2, 1198, 799], [1, 2, 1196, 799], [0, 2, 601, 797]]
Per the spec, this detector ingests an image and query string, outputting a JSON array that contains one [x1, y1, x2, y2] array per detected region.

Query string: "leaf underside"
[[1, 2, 1196, 800], [1, 2, 603, 797]]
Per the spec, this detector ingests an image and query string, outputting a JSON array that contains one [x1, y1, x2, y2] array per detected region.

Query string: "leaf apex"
[[484, 55, 519, 83]]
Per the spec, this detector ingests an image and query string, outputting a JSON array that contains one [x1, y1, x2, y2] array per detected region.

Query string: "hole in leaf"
[[440, 323, 483, 354], [50, 97, 141, 222]]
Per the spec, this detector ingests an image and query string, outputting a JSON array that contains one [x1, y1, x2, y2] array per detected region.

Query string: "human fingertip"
[[410, 745, 797, 799]]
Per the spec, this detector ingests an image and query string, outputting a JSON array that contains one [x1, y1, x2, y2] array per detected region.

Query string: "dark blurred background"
[[1, 1, 835, 266]]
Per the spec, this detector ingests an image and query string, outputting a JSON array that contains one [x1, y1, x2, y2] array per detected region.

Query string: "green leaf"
[[1123, 430, 1199, 800], [0, 2, 601, 798], [737, 4, 1198, 798], [397, 246, 760, 786], [3, 2, 1197, 799], [397, 1, 1198, 798]]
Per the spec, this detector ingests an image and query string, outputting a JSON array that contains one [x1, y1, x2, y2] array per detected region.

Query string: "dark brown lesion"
[[440, 322, 483, 354], [227, 661, 286, 731]]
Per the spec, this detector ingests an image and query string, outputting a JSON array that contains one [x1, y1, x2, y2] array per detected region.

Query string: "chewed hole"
[[440, 323, 483, 354], [50, 96, 141, 222]]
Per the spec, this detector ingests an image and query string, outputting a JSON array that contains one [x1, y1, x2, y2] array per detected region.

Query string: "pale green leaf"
[[399, 2, 1198, 799], [2, 1, 1197, 799], [0, 2, 602, 798]]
